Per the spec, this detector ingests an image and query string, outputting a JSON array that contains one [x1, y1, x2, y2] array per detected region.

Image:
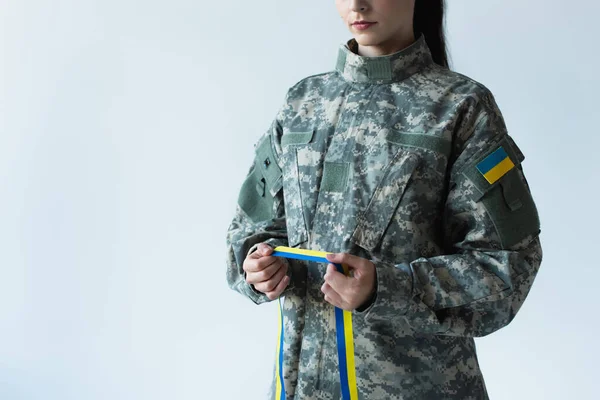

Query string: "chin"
[[352, 35, 384, 47]]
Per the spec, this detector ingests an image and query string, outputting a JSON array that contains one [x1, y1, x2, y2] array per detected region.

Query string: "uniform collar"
[[335, 34, 433, 84]]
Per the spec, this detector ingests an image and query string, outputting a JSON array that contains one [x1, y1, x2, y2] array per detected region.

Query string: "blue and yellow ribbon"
[[476, 146, 515, 184], [275, 297, 286, 400], [272, 246, 359, 400]]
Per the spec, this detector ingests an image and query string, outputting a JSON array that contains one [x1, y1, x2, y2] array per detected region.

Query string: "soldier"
[[226, 1, 542, 399]]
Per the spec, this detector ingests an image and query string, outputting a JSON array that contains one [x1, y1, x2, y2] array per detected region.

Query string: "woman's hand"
[[321, 252, 376, 311], [243, 243, 290, 300]]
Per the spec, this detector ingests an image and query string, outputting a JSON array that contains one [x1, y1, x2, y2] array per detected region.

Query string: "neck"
[[357, 32, 416, 57]]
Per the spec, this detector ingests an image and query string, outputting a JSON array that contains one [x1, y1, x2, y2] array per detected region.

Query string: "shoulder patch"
[[476, 146, 515, 184], [461, 135, 524, 201]]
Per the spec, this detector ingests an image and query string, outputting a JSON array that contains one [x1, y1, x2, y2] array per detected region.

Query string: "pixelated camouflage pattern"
[[226, 34, 542, 399]]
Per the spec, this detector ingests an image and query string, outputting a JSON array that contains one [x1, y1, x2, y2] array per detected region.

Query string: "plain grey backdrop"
[[1, 0, 598, 399]]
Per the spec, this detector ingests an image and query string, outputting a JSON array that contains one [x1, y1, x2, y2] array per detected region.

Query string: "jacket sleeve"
[[357, 92, 543, 337], [225, 93, 298, 305]]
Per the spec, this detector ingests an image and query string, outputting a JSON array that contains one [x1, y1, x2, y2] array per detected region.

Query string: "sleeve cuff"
[[354, 261, 414, 322]]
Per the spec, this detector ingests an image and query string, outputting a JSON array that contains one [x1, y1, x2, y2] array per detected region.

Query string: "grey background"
[[1, 0, 598, 399]]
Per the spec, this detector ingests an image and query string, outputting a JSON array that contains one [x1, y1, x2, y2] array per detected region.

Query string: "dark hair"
[[413, 0, 450, 68]]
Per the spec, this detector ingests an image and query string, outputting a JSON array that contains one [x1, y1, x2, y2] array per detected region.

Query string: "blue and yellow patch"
[[476, 146, 515, 184]]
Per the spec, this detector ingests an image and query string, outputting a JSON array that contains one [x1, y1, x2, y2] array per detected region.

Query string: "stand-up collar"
[[335, 34, 434, 84]]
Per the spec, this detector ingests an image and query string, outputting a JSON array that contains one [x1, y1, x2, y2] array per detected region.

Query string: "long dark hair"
[[413, 0, 450, 68]]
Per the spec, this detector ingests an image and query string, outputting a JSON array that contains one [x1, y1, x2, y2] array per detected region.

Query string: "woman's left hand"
[[321, 252, 376, 311]]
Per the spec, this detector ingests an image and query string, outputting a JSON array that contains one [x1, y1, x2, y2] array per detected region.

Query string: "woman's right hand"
[[243, 243, 290, 300]]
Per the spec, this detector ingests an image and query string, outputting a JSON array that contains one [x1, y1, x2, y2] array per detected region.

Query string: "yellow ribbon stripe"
[[341, 264, 358, 400], [275, 298, 286, 399]]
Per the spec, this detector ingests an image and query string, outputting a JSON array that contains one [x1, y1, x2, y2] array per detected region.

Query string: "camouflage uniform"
[[225, 35, 542, 400]]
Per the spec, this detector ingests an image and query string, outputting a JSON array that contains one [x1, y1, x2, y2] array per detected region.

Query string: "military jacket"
[[225, 35, 542, 400]]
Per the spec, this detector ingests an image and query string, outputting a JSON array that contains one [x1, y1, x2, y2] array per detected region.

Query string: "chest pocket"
[[349, 129, 450, 254], [237, 134, 283, 223], [280, 129, 322, 248], [350, 149, 420, 253]]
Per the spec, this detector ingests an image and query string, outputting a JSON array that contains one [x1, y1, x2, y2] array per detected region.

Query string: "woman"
[[225, 0, 542, 399]]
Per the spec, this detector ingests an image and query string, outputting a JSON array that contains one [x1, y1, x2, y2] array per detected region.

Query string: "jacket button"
[[263, 158, 271, 168]]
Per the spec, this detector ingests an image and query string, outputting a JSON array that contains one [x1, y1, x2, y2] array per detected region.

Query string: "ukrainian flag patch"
[[476, 146, 515, 184]]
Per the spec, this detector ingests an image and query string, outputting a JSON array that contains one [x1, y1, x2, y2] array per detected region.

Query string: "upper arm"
[[446, 92, 541, 251], [237, 120, 285, 224]]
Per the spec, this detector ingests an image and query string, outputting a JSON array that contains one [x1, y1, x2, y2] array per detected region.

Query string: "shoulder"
[[274, 71, 340, 123], [417, 64, 501, 114], [283, 71, 340, 101], [411, 65, 506, 147]]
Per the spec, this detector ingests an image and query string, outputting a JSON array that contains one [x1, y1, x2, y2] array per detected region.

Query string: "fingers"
[[245, 243, 290, 300], [321, 281, 346, 309], [244, 253, 278, 273], [245, 258, 284, 285], [265, 273, 290, 301], [256, 243, 274, 257], [243, 242, 291, 301], [323, 263, 351, 294], [244, 243, 279, 272], [247, 243, 274, 260], [321, 256, 377, 311], [325, 252, 364, 269], [253, 262, 288, 294]]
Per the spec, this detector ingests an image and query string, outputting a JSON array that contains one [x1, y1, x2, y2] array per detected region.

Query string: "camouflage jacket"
[[225, 35, 542, 400]]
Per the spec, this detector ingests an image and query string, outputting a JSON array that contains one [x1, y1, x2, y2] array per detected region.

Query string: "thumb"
[[257, 243, 274, 257], [325, 252, 365, 270], [325, 252, 343, 263]]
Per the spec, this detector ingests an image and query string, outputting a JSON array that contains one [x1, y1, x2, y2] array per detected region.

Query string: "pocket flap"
[[281, 130, 314, 146], [238, 167, 276, 223], [269, 176, 283, 197], [386, 130, 452, 158], [255, 135, 282, 191], [481, 167, 540, 248], [351, 151, 420, 252]]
